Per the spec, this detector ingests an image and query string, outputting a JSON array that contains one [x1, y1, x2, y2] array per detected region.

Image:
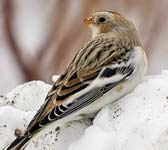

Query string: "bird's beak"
[[83, 16, 93, 25]]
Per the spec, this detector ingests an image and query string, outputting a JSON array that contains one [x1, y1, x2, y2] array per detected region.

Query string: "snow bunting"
[[4, 11, 147, 150]]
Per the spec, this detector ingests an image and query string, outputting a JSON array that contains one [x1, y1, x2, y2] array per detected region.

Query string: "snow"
[[1, 72, 168, 150]]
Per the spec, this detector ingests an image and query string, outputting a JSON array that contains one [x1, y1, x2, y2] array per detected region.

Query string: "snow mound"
[[0, 79, 91, 150], [1, 72, 168, 150]]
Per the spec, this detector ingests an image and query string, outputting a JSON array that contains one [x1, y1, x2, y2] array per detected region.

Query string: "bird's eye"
[[98, 17, 106, 23]]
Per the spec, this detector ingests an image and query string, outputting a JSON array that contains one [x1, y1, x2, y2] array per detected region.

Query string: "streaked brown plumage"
[[4, 11, 147, 150]]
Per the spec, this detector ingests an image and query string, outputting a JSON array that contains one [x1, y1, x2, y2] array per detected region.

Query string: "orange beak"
[[83, 16, 93, 25]]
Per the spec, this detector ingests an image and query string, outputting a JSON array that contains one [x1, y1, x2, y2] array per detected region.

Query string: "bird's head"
[[84, 11, 137, 38]]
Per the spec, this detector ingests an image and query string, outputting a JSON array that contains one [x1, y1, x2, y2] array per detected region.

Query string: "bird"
[[3, 11, 147, 150]]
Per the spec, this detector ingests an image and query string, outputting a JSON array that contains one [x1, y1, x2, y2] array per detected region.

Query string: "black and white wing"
[[26, 37, 136, 134]]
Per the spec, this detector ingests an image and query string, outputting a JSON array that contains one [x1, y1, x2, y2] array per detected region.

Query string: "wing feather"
[[25, 36, 135, 135], [27, 64, 134, 134]]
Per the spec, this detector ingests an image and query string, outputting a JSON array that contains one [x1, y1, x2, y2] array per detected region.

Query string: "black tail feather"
[[3, 135, 32, 150]]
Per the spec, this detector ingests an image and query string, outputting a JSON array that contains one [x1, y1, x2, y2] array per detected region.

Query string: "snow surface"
[[1, 72, 168, 150]]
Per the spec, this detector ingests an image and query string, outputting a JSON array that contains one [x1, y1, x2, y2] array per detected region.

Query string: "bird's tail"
[[3, 134, 33, 150]]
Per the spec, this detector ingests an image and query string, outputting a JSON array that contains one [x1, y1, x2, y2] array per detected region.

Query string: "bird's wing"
[[26, 36, 136, 134]]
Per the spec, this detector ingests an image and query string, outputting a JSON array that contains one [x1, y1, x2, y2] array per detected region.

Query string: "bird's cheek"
[[99, 25, 112, 33]]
